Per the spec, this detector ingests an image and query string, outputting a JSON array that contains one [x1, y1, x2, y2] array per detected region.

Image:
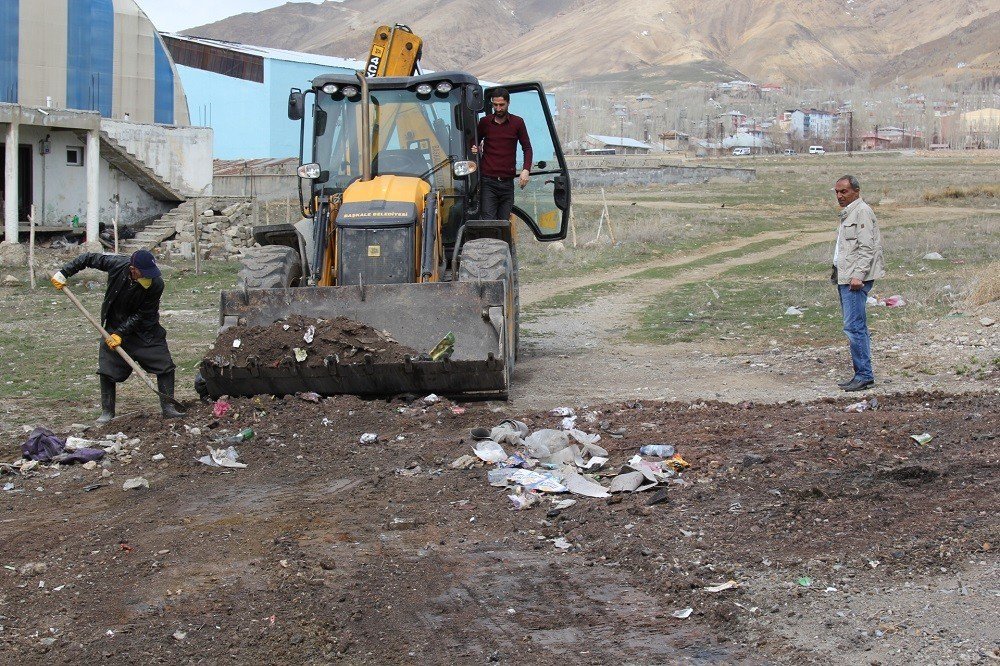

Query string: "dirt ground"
[[2, 154, 998, 663], [0, 391, 996, 664]]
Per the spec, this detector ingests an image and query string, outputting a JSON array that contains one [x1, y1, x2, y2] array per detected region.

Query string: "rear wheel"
[[458, 238, 517, 378], [238, 245, 302, 289]]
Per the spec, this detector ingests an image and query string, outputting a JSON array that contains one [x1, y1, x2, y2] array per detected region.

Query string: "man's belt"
[[481, 174, 514, 181]]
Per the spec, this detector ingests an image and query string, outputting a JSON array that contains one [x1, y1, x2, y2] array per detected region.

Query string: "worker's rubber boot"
[[96, 375, 116, 425], [157, 370, 186, 419]]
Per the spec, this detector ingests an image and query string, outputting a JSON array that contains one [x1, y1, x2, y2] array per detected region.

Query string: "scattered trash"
[[151, 453, 166, 462], [297, 392, 321, 403], [884, 295, 906, 307], [450, 406, 466, 415], [844, 399, 870, 413], [796, 576, 812, 587], [609, 471, 645, 493], [172, 630, 187, 641], [359, 433, 378, 445], [293, 348, 308, 362], [449, 454, 477, 469], [548, 407, 575, 417], [122, 476, 150, 491], [910, 433, 933, 446], [218, 427, 254, 444], [980, 317, 996, 327], [672, 608, 693, 619], [472, 440, 507, 463], [507, 469, 567, 493], [422, 394, 441, 405], [428, 332, 455, 361], [232, 339, 242, 349], [3, 482, 15, 492], [639, 444, 676, 457], [303, 325, 315, 344], [82, 483, 105, 492], [560, 469, 611, 498], [784, 306, 804, 316], [22, 427, 106, 464], [551, 499, 577, 510], [507, 490, 538, 511], [197, 446, 247, 469], [663, 453, 690, 472], [922, 252, 944, 261], [552, 537, 572, 550], [212, 399, 231, 418], [704, 581, 739, 593]]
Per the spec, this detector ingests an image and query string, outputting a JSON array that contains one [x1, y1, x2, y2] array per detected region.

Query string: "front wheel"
[[238, 245, 302, 289]]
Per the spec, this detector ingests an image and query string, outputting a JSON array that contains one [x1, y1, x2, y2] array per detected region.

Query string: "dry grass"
[[922, 183, 1000, 202], [969, 261, 1000, 306]]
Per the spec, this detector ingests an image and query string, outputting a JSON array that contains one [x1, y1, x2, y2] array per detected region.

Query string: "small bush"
[[922, 183, 999, 202], [969, 261, 1000, 306]]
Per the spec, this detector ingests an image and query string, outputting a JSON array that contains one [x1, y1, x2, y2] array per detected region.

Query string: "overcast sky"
[[135, 0, 329, 34]]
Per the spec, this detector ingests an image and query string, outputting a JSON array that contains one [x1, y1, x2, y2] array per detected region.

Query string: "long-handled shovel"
[[60, 284, 185, 410]]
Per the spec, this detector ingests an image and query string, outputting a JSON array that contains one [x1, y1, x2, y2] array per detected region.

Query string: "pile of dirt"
[[204, 315, 420, 368]]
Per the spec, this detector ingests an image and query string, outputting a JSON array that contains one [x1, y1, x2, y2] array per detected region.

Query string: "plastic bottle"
[[218, 427, 254, 444], [639, 444, 675, 457]]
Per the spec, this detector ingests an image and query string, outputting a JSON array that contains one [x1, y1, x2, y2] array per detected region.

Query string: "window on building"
[[67, 146, 84, 166]]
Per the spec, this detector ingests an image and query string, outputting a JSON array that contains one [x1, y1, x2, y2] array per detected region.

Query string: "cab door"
[[484, 83, 571, 241]]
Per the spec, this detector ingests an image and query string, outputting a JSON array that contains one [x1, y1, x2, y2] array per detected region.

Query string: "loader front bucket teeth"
[[199, 282, 511, 399]]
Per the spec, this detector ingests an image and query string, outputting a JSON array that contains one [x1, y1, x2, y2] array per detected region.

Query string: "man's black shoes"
[[837, 378, 855, 388], [842, 378, 875, 392]]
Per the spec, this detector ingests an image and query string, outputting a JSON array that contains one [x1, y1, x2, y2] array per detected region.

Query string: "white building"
[[789, 109, 839, 140]]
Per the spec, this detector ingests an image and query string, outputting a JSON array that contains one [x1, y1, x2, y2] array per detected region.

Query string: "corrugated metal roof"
[[165, 33, 365, 71], [587, 134, 652, 149]]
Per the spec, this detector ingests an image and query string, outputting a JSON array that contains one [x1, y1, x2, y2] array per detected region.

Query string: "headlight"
[[415, 83, 433, 95], [321, 83, 338, 94], [297, 163, 321, 179], [452, 160, 477, 177], [341, 85, 360, 98], [435, 82, 453, 94]]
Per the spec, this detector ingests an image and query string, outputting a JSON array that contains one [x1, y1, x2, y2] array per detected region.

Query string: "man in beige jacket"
[[832, 175, 885, 392]]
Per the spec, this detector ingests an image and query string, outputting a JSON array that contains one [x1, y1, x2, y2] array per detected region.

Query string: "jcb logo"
[[366, 45, 384, 77]]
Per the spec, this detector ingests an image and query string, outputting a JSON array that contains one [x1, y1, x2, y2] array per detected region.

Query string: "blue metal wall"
[[66, 0, 114, 116], [0, 0, 17, 103], [153, 37, 174, 124]]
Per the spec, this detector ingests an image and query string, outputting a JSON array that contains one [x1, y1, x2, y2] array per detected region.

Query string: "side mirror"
[[288, 89, 305, 121], [297, 163, 321, 179], [452, 160, 477, 177], [535, 160, 547, 169], [465, 85, 483, 112]]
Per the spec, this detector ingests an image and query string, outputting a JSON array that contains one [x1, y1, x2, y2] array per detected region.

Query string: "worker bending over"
[[52, 250, 185, 423]]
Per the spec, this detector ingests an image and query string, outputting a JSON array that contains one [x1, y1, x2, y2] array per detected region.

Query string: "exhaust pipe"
[[357, 71, 372, 182]]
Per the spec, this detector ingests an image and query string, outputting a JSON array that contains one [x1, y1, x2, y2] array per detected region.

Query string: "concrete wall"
[[178, 64, 269, 160], [568, 165, 756, 188], [19, 124, 170, 227], [101, 118, 213, 196]]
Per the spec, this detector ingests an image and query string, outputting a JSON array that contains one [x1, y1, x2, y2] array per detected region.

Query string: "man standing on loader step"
[[51, 250, 185, 423], [474, 87, 533, 221]]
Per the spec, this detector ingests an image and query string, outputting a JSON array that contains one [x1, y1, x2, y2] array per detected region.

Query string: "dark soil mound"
[[204, 315, 420, 368]]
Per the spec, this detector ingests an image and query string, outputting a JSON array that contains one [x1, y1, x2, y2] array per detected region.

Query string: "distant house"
[[790, 109, 839, 140], [582, 134, 653, 155], [860, 135, 891, 150], [761, 83, 784, 94], [722, 110, 747, 132], [658, 130, 690, 152]]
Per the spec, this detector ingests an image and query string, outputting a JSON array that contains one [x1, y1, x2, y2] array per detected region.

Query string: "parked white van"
[[732, 147, 751, 156], [808, 145, 826, 155]]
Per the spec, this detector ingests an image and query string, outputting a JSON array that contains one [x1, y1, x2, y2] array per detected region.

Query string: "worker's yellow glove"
[[105, 334, 122, 350], [50, 271, 67, 290]]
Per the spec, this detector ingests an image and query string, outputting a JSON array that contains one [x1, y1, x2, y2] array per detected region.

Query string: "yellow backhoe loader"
[[199, 25, 571, 399]]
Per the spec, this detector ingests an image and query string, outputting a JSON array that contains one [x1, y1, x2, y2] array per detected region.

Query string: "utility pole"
[[848, 111, 853, 156]]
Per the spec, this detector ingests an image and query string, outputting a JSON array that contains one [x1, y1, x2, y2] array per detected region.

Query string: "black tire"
[[458, 238, 517, 377], [238, 245, 302, 289]]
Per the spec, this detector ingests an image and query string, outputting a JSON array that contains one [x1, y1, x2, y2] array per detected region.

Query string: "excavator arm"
[[366, 24, 423, 77]]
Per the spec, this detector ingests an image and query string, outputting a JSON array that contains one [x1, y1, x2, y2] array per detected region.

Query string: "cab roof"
[[311, 70, 480, 90]]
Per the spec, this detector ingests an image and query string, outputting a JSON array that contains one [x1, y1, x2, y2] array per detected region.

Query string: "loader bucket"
[[199, 281, 510, 399]]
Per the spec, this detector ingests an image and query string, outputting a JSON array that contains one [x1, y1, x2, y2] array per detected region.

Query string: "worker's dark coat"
[[61, 253, 175, 381]]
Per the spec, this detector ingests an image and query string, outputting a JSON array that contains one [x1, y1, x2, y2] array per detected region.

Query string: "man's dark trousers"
[[480, 176, 515, 221]]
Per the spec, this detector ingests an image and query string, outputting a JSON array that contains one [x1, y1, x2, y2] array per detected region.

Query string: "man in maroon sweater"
[[473, 88, 533, 221]]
